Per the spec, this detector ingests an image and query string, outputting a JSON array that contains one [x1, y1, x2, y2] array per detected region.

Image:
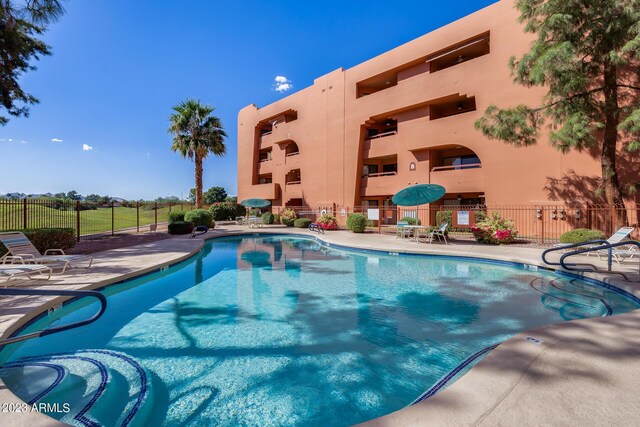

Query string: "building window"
[[442, 154, 481, 169]]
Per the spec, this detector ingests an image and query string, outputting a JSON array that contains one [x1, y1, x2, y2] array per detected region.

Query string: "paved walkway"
[[0, 226, 639, 426]]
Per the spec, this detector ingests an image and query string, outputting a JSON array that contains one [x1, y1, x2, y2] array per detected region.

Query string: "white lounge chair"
[[596, 243, 639, 265], [0, 232, 93, 274], [0, 262, 52, 285]]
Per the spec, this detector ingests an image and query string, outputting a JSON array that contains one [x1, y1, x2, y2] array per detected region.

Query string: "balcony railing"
[[431, 163, 481, 172], [366, 130, 397, 141], [286, 152, 300, 157], [366, 171, 397, 178], [259, 158, 272, 163], [286, 180, 301, 185]]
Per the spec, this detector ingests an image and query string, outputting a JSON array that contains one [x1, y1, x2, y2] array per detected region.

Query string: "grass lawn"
[[0, 204, 181, 236]]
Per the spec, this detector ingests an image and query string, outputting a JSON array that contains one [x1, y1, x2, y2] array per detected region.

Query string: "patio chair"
[[395, 221, 409, 240], [0, 261, 52, 286], [418, 222, 448, 245], [0, 232, 93, 274], [249, 217, 264, 229]]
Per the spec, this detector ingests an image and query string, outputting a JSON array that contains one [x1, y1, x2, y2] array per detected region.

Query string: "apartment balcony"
[[250, 182, 280, 201], [285, 152, 300, 167], [429, 164, 484, 194], [284, 181, 302, 198], [363, 131, 398, 159], [257, 159, 273, 175], [360, 172, 400, 197]]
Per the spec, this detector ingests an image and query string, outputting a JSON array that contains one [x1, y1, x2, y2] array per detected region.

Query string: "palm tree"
[[168, 99, 227, 208]]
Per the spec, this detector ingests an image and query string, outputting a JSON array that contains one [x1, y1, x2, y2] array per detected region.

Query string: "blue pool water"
[[1, 235, 638, 427]]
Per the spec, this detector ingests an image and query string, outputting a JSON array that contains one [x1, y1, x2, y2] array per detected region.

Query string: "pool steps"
[[0, 350, 152, 427]]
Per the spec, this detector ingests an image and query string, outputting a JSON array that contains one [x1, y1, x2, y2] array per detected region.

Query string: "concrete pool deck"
[[0, 225, 639, 426]]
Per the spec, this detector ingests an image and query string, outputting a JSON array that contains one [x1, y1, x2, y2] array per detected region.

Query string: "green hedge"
[[184, 209, 213, 227], [168, 221, 194, 235], [294, 218, 312, 228], [262, 212, 275, 225], [347, 213, 367, 233], [0, 228, 76, 256], [209, 202, 246, 221], [400, 216, 421, 226], [168, 211, 185, 224], [559, 229, 606, 244]]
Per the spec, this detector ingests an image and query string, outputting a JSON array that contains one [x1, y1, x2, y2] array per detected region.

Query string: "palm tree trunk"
[[602, 60, 628, 227], [195, 154, 203, 208]]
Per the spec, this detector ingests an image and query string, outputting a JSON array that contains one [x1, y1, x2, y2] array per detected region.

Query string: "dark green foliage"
[[168, 221, 194, 235], [273, 213, 280, 223], [0, 228, 75, 256], [203, 187, 227, 204], [0, 1, 65, 125], [262, 212, 274, 225], [347, 213, 367, 233], [294, 218, 312, 228], [475, 0, 640, 207], [209, 202, 245, 221], [168, 211, 185, 224], [184, 209, 213, 227], [400, 216, 421, 226], [559, 229, 607, 244]]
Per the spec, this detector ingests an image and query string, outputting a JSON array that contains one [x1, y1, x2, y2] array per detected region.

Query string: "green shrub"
[[168, 221, 194, 235], [209, 202, 244, 221], [280, 209, 298, 226], [168, 211, 185, 224], [294, 218, 312, 228], [0, 228, 76, 257], [400, 216, 421, 226], [316, 214, 338, 230], [184, 209, 213, 227], [262, 212, 275, 225], [560, 229, 606, 244], [273, 214, 280, 223], [347, 213, 367, 233]]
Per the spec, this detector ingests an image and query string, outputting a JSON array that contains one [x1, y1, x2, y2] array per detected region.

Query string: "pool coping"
[[0, 227, 639, 426]]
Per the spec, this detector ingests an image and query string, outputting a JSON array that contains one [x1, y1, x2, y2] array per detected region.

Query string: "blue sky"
[[0, 0, 497, 200]]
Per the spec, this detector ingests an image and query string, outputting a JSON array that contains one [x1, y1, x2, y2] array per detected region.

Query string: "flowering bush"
[[471, 212, 518, 244], [280, 209, 298, 226], [316, 214, 338, 230]]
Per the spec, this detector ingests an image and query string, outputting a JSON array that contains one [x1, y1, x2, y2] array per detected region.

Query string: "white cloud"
[[273, 75, 293, 93], [0, 138, 5, 142], [82, 144, 93, 151], [51, 138, 63, 143], [19, 140, 28, 144], [8, 138, 13, 142]]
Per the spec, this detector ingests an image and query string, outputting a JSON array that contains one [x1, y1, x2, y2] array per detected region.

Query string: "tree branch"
[[617, 84, 640, 91], [531, 87, 605, 113]]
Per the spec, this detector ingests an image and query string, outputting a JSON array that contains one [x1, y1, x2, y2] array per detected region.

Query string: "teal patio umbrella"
[[392, 184, 446, 206], [392, 184, 446, 225], [240, 198, 271, 208]]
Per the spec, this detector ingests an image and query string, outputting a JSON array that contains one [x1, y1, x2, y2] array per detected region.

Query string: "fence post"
[[540, 206, 545, 245], [111, 201, 115, 236], [378, 207, 382, 234], [22, 198, 28, 230], [154, 202, 158, 230], [168, 203, 172, 213], [76, 200, 81, 242], [136, 202, 140, 232]]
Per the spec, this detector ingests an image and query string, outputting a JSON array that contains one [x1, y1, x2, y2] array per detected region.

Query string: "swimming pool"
[[1, 235, 638, 427]]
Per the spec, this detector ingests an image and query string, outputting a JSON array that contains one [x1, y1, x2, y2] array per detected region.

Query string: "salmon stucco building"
[[237, 0, 637, 223]]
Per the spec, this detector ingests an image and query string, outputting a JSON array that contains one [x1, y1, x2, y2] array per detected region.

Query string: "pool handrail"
[[558, 241, 640, 281], [541, 239, 608, 268], [0, 288, 107, 346]]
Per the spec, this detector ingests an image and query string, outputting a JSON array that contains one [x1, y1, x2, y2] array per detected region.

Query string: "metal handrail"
[[558, 241, 640, 281], [541, 240, 608, 268], [0, 289, 107, 346]]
